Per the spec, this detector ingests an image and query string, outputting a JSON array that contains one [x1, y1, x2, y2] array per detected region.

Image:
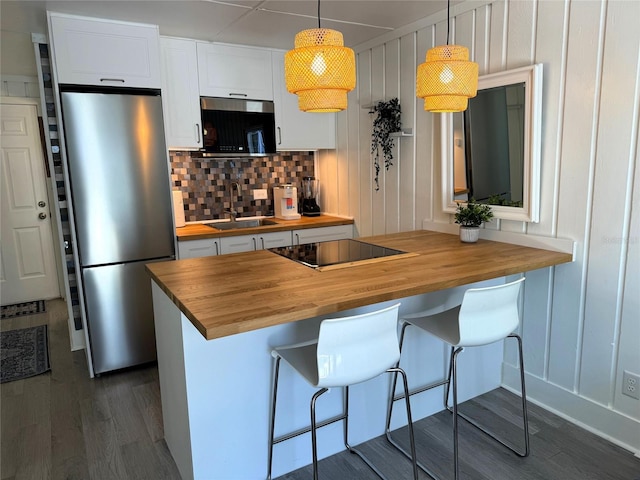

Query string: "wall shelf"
[[362, 100, 412, 136], [390, 129, 413, 137]]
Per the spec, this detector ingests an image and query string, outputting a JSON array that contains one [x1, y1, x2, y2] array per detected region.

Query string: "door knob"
[[38, 201, 46, 207], [39, 212, 47, 220]]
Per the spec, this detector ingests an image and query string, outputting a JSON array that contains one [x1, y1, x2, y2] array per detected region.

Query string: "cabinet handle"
[[100, 78, 125, 83], [277, 126, 282, 145], [195, 124, 201, 143], [229, 93, 248, 97], [260, 237, 265, 250], [214, 240, 219, 256], [252, 238, 257, 250], [295, 233, 300, 245]]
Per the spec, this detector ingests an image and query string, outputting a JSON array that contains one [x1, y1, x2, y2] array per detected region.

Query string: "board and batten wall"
[[318, 0, 639, 452]]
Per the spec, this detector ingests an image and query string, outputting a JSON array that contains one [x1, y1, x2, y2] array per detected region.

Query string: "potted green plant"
[[454, 199, 494, 243], [371, 98, 401, 191]]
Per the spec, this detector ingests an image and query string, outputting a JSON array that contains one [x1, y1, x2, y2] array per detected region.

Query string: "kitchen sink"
[[206, 219, 279, 230]]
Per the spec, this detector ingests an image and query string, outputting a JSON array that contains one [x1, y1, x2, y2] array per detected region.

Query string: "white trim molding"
[[422, 220, 576, 258], [503, 364, 640, 455], [0, 75, 40, 99]]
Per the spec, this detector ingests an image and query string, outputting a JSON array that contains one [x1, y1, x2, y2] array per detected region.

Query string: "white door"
[[0, 100, 59, 305]]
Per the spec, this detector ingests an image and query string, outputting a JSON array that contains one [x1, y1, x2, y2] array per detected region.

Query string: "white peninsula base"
[[151, 280, 505, 480]]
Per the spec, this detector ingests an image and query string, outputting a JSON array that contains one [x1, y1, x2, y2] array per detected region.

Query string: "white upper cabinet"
[[271, 50, 336, 150], [47, 12, 161, 88], [197, 43, 273, 100], [160, 37, 202, 149]]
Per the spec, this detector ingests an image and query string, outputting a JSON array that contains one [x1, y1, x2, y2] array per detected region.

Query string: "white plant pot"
[[459, 226, 480, 243]]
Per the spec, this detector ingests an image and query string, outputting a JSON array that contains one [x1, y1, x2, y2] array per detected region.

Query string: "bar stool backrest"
[[458, 278, 525, 347], [316, 303, 401, 388]]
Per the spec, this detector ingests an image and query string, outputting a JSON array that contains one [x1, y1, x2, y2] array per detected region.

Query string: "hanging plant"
[[371, 98, 402, 190]]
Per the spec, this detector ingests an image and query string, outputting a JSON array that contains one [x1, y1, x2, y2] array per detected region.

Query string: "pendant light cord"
[[318, 0, 321, 29], [446, 0, 451, 45]]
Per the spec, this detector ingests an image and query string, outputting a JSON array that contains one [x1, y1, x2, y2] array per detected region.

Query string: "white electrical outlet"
[[622, 370, 640, 400], [253, 189, 268, 200]]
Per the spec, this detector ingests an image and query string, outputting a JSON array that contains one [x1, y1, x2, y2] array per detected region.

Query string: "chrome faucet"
[[226, 181, 240, 221]]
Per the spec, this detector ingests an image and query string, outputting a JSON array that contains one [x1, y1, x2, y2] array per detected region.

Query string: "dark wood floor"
[[2, 299, 639, 479]]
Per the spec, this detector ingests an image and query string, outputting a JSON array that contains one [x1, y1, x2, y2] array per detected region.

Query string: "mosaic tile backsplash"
[[170, 151, 315, 222]]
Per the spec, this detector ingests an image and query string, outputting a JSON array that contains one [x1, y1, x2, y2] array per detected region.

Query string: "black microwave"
[[200, 97, 276, 156]]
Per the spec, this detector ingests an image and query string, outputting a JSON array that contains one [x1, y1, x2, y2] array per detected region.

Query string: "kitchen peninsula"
[[146, 230, 572, 480]]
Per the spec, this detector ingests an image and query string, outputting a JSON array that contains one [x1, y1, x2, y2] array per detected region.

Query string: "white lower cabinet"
[[258, 231, 294, 250], [178, 238, 220, 259], [293, 225, 353, 244], [178, 226, 352, 259], [219, 231, 292, 254]]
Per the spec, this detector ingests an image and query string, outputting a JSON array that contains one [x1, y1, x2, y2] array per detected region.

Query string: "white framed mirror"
[[441, 63, 543, 222]]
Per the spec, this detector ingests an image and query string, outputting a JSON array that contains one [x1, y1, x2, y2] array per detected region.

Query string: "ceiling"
[[1, 0, 454, 51]]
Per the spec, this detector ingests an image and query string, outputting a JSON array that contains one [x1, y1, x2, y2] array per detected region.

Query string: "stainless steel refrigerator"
[[60, 89, 175, 375]]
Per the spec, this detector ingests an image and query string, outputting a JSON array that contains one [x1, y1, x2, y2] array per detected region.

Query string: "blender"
[[301, 176, 321, 216]]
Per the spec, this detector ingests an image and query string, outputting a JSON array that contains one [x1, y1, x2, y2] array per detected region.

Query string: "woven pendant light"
[[416, 1, 478, 112], [284, 1, 356, 112]]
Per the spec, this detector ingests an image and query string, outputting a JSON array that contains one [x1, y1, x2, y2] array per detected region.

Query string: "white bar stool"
[[267, 303, 419, 480], [386, 278, 530, 480]]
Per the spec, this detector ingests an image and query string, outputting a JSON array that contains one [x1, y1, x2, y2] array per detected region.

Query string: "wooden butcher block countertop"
[[176, 214, 354, 240], [146, 230, 573, 341]]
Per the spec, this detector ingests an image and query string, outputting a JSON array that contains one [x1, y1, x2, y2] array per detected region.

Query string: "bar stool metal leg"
[[388, 279, 530, 480], [267, 356, 282, 480], [385, 323, 446, 480], [451, 347, 464, 480], [345, 371, 418, 480], [443, 346, 455, 411], [270, 364, 419, 480], [268, 303, 418, 480], [387, 333, 530, 480], [310, 388, 329, 480], [388, 367, 420, 480], [514, 333, 531, 457], [444, 335, 530, 458]]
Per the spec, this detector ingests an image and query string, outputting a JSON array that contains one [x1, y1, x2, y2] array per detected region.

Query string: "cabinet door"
[[178, 239, 219, 259], [256, 231, 292, 250], [219, 234, 256, 254], [293, 225, 353, 245], [160, 37, 202, 149], [271, 50, 336, 150], [48, 13, 161, 88], [197, 43, 273, 100], [220, 231, 292, 254]]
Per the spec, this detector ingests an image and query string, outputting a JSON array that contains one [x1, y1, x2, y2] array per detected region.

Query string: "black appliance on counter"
[[301, 176, 321, 216]]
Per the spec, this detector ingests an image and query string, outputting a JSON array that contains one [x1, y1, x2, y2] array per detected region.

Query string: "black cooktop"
[[269, 239, 406, 269]]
